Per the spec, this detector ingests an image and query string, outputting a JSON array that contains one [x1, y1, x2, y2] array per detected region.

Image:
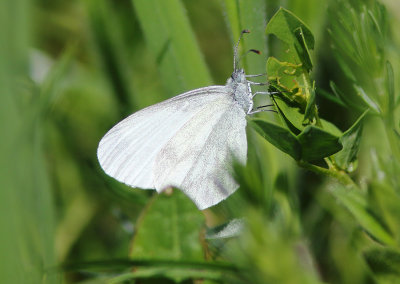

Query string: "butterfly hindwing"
[[153, 96, 247, 209]]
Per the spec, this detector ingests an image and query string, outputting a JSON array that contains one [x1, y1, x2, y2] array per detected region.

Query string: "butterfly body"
[[227, 68, 254, 114]]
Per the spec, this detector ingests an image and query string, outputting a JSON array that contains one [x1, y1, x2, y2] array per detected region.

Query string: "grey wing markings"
[[153, 96, 248, 209]]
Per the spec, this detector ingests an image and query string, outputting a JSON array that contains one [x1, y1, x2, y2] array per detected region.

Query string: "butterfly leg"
[[247, 81, 268, 86], [245, 73, 266, 78], [248, 104, 277, 114], [252, 91, 279, 99]]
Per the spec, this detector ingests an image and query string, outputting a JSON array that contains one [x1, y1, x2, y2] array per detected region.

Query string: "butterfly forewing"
[[97, 86, 229, 189]]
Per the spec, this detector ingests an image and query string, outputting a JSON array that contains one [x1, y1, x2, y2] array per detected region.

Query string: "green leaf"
[[316, 87, 347, 108], [320, 119, 343, 137], [273, 96, 304, 134], [364, 248, 400, 277], [368, 180, 400, 241], [334, 110, 367, 171], [303, 86, 316, 124], [330, 185, 395, 246], [330, 81, 367, 112], [266, 7, 314, 50], [266, 8, 316, 121], [130, 190, 205, 262], [250, 119, 301, 160], [331, 51, 357, 82], [107, 261, 238, 283], [267, 57, 306, 107], [293, 27, 313, 72], [297, 125, 342, 161], [353, 84, 381, 114], [108, 267, 229, 284]]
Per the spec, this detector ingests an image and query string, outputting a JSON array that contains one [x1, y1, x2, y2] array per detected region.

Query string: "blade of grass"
[[221, 0, 267, 74], [132, 0, 212, 96], [87, 0, 137, 115], [0, 0, 58, 283]]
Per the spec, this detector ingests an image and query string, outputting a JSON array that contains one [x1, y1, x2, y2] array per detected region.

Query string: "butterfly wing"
[[97, 86, 228, 189], [153, 95, 248, 209]]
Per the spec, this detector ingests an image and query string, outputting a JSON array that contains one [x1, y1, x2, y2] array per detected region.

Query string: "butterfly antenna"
[[233, 29, 250, 71], [238, 49, 261, 65]]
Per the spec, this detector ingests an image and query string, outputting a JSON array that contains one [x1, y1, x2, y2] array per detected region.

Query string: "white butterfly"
[[97, 30, 268, 209]]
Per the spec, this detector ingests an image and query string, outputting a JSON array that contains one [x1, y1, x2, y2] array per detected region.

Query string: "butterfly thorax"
[[226, 68, 253, 114]]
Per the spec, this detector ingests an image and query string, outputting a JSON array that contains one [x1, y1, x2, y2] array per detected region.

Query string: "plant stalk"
[[298, 161, 358, 189]]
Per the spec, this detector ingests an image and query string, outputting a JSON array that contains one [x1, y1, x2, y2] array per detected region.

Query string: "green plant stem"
[[384, 120, 400, 163], [302, 68, 322, 127], [298, 69, 357, 188], [302, 72, 311, 98], [298, 161, 358, 189], [314, 106, 322, 127]]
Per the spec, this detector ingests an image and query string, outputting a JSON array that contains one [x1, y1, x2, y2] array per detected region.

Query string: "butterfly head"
[[230, 68, 247, 83]]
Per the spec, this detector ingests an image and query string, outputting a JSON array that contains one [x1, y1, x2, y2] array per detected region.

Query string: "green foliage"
[[297, 125, 342, 161], [129, 190, 204, 262], [132, 0, 212, 95], [364, 248, 400, 277], [329, 0, 393, 115], [334, 110, 367, 171], [250, 119, 301, 160], [266, 7, 316, 123], [250, 119, 342, 161], [330, 184, 395, 246], [0, 1, 58, 283], [266, 7, 314, 71], [3, 0, 400, 283]]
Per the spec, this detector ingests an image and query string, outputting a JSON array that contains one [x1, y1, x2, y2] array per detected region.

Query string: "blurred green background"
[[1, 0, 400, 283]]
